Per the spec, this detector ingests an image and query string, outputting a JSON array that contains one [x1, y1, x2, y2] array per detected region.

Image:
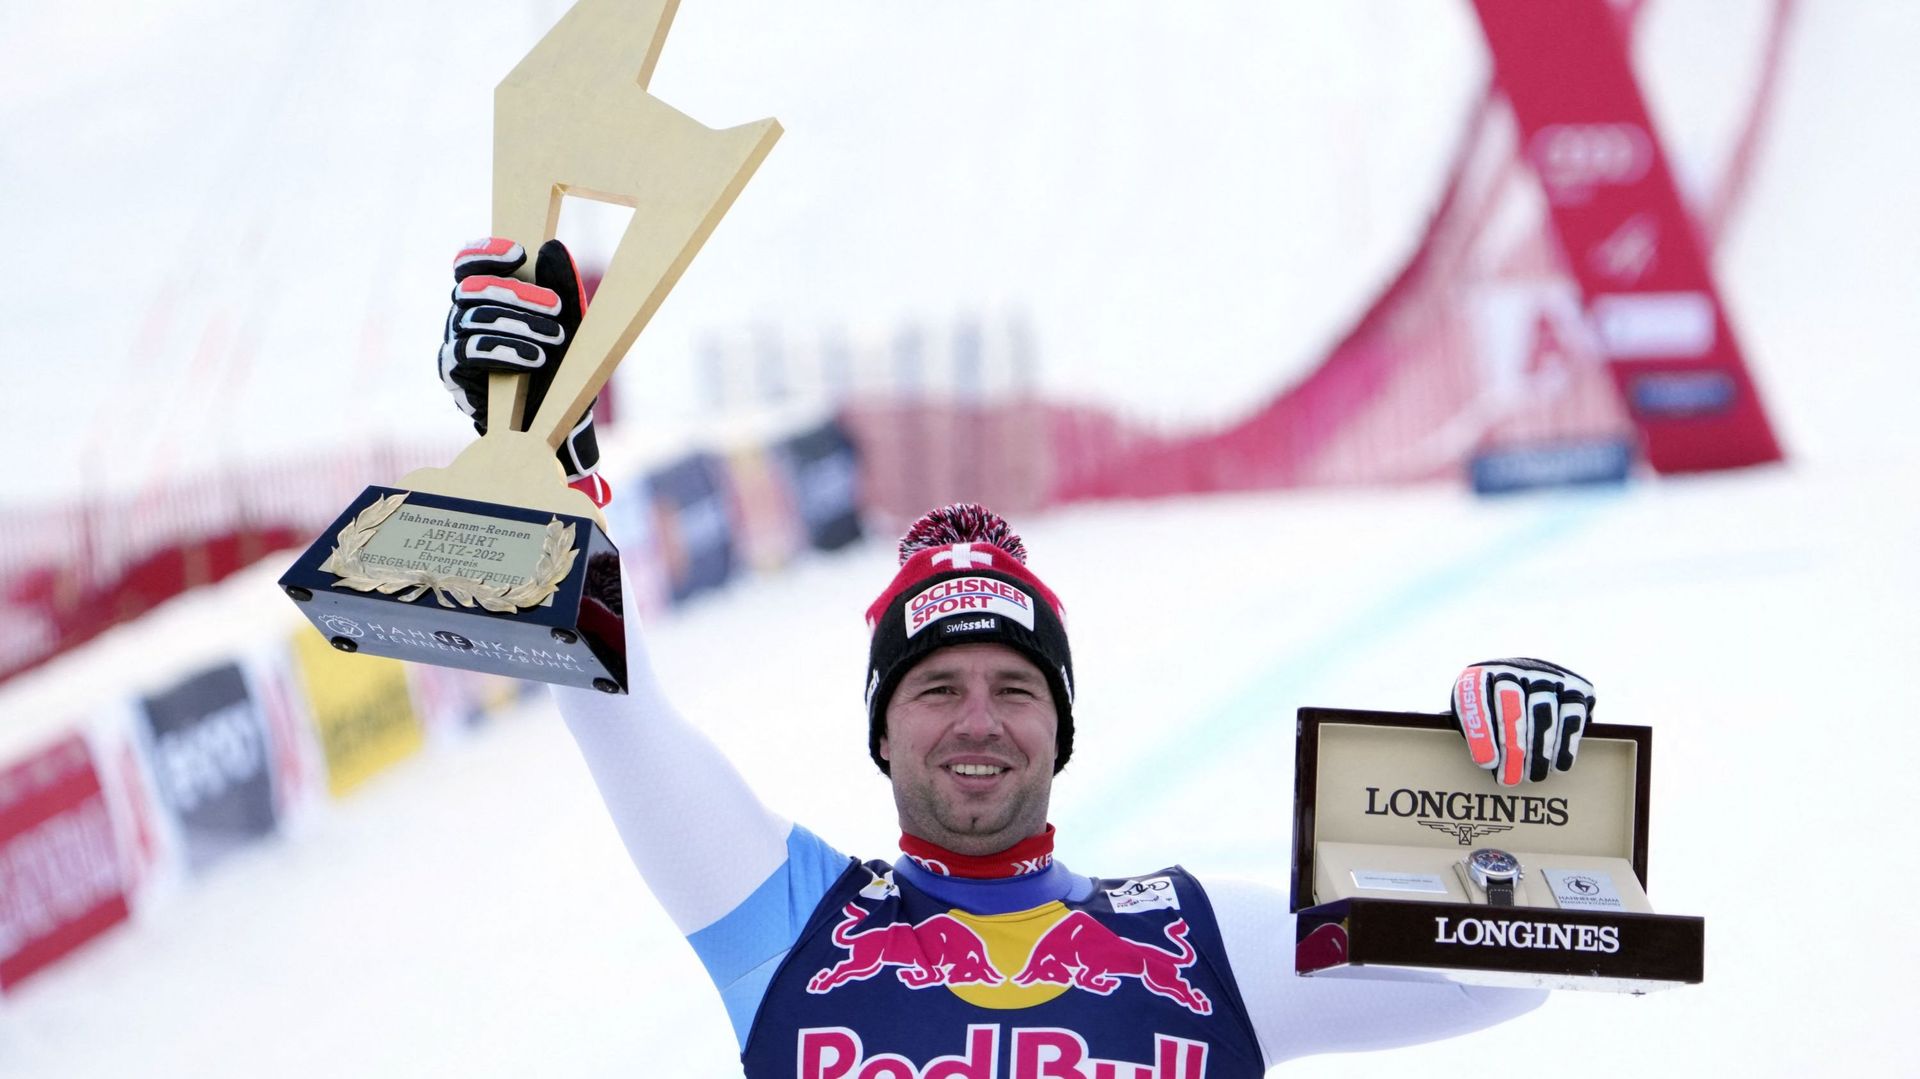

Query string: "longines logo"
[[1418, 821, 1514, 846], [1366, 786, 1568, 844], [1434, 916, 1620, 954]]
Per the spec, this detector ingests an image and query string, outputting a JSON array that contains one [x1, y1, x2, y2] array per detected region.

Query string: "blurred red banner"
[[1473, 0, 1784, 472], [0, 734, 130, 990]]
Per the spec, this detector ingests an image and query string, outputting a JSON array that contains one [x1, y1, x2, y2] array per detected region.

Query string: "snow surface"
[[4, 464, 1917, 1078], [3, 0, 1919, 1076]]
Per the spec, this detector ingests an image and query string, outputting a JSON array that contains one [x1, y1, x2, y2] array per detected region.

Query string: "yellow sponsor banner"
[[724, 444, 801, 573], [289, 629, 426, 798]]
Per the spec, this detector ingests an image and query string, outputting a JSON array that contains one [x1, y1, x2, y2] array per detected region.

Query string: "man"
[[441, 238, 1599, 1076]]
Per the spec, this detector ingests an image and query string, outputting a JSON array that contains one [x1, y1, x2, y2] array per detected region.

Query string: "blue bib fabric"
[[741, 858, 1265, 1078]]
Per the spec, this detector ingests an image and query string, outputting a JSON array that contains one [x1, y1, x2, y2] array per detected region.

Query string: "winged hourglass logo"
[[1419, 821, 1516, 846]]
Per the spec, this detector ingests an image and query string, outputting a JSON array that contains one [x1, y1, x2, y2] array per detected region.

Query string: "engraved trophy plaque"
[[1291, 709, 1704, 993], [279, 0, 780, 691]]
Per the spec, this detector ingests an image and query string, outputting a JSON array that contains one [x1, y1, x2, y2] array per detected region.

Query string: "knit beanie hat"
[[864, 505, 1075, 775]]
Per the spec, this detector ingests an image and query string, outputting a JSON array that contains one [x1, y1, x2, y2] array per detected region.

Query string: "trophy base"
[[278, 486, 627, 693], [1295, 897, 1703, 994]]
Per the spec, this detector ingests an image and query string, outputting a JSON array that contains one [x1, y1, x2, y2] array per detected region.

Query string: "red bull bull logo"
[[1009, 912, 1211, 1016], [798, 1024, 1210, 1079], [810, 904, 1005, 992]]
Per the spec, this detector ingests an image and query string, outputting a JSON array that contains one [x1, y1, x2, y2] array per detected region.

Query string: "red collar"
[[899, 825, 1056, 879]]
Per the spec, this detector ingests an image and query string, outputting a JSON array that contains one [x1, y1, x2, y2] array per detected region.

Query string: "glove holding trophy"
[[438, 236, 610, 508], [279, 0, 780, 691]]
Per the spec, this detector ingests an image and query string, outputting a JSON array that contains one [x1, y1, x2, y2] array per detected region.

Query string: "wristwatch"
[[1466, 848, 1523, 907]]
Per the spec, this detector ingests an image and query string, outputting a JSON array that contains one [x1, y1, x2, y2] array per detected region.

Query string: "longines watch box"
[[1291, 708, 1703, 994]]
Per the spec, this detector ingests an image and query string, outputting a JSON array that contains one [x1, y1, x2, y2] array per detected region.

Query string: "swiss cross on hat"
[[863, 505, 1075, 775]]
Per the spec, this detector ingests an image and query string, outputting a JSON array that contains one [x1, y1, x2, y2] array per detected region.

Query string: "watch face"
[[1469, 848, 1521, 877]]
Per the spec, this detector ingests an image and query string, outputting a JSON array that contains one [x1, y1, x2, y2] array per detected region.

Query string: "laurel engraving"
[[321, 493, 576, 613]]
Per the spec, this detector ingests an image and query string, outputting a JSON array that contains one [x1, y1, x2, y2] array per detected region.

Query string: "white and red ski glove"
[[437, 236, 609, 507], [1450, 658, 1596, 786]]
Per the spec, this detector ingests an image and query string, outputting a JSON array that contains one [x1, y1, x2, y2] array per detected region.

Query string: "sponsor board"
[[289, 630, 426, 797], [85, 703, 176, 908], [0, 734, 130, 990], [1470, 439, 1633, 495], [647, 453, 736, 604], [722, 443, 804, 573], [779, 420, 863, 551], [598, 472, 671, 619], [239, 650, 324, 825], [138, 663, 278, 873], [1629, 371, 1736, 417]]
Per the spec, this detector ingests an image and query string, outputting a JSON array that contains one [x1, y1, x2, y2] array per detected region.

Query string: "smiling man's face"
[[880, 643, 1058, 855]]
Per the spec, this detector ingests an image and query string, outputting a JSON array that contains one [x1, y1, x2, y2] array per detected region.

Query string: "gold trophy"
[[280, 0, 780, 692]]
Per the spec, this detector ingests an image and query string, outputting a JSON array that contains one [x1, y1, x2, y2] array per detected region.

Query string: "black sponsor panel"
[[779, 419, 863, 551], [1299, 898, 1703, 986], [140, 663, 278, 873], [647, 453, 736, 604]]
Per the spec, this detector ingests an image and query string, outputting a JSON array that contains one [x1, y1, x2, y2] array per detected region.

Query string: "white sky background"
[[2, 1, 1920, 1076], [0, 0, 1463, 500]]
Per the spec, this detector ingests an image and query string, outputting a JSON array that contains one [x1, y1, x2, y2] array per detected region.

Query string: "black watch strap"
[[1485, 878, 1516, 907]]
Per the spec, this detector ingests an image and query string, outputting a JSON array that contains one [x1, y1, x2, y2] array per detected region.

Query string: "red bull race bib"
[[745, 862, 1264, 1078]]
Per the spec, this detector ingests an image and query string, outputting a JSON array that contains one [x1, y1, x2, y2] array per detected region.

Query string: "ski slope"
[[3, 462, 1915, 1077], [4, 0, 1919, 1075]]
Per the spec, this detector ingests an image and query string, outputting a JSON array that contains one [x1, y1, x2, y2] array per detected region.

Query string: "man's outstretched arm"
[[437, 237, 850, 1044], [551, 616, 813, 935], [1206, 656, 1595, 1068], [1205, 877, 1545, 1069]]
